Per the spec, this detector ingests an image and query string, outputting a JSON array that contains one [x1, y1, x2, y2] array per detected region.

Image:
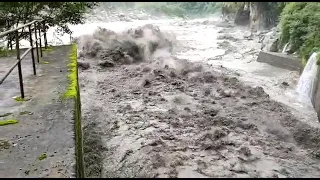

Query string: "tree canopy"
[[279, 2, 320, 63], [0, 2, 97, 34]]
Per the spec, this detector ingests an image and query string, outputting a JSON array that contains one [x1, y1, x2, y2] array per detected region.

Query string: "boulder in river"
[[260, 26, 280, 52]]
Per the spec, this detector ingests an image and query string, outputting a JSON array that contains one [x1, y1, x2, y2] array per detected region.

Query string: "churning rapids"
[[41, 9, 320, 177]]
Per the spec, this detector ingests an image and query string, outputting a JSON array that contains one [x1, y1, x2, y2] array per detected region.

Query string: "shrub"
[[279, 2, 320, 64]]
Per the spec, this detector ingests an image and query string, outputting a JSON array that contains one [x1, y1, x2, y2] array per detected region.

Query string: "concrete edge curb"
[[65, 44, 85, 178]]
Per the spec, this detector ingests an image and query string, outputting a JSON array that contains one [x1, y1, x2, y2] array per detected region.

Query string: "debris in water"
[[99, 60, 115, 67], [76, 20, 320, 178], [78, 62, 90, 70]]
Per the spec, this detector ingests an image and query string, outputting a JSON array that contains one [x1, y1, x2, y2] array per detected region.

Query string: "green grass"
[[0, 119, 19, 126], [0, 46, 53, 58], [0, 47, 15, 57]]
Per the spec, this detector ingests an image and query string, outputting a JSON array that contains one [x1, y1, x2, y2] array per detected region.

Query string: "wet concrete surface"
[[0, 45, 76, 178], [0, 48, 42, 115], [257, 51, 301, 72]]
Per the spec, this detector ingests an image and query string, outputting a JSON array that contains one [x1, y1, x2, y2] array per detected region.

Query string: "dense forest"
[[0, 2, 97, 34], [279, 3, 320, 64], [0, 2, 97, 55]]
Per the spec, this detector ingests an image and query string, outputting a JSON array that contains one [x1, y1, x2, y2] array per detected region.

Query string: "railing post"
[[34, 22, 40, 63], [10, 36, 13, 50], [7, 34, 11, 49], [28, 25, 36, 75], [6, 20, 12, 50], [38, 22, 43, 57], [15, 31, 24, 99], [43, 21, 48, 49]]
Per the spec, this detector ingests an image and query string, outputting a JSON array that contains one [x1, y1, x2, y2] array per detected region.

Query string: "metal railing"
[[0, 20, 48, 98]]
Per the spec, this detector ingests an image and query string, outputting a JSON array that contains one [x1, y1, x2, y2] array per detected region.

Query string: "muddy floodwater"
[[60, 12, 320, 178]]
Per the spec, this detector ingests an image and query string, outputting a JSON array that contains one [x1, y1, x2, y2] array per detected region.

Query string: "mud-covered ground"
[[77, 19, 320, 178]]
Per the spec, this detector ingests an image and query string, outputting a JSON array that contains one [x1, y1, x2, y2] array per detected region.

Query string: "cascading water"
[[282, 43, 289, 53], [296, 52, 318, 105]]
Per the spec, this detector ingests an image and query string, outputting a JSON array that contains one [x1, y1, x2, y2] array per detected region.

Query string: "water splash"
[[296, 52, 318, 105], [282, 43, 289, 53]]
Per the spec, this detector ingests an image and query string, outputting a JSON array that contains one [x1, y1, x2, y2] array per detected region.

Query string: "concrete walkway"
[[0, 45, 76, 178]]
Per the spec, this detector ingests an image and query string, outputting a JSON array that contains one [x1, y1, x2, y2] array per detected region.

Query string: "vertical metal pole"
[[7, 34, 10, 49], [9, 36, 12, 50], [6, 20, 10, 50], [43, 21, 48, 49], [34, 22, 40, 63], [9, 21, 13, 50], [38, 22, 43, 57], [28, 25, 36, 75], [10, 32, 13, 50], [16, 31, 24, 99]]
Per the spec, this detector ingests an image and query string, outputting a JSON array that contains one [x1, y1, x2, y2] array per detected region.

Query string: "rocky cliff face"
[[259, 24, 298, 55], [260, 26, 280, 52]]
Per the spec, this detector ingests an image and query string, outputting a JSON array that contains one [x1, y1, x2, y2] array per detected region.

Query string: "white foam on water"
[[282, 42, 289, 53], [296, 52, 318, 106]]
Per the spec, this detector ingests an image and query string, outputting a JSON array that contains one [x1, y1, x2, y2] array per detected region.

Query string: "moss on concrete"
[[13, 96, 31, 102], [64, 43, 85, 178], [0, 119, 19, 126], [0, 113, 13, 118], [63, 44, 78, 99], [40, 61, 49, 64], [38, 153, 47, 160]]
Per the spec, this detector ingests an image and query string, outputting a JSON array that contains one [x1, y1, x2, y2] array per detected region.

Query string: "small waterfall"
[[296, 52, 318, 104], [282, 43, 289, 53]]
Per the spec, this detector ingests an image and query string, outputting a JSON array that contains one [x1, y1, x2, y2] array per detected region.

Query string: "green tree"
[[279, 2, 320, 63], [0, 2, 97, 34]]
